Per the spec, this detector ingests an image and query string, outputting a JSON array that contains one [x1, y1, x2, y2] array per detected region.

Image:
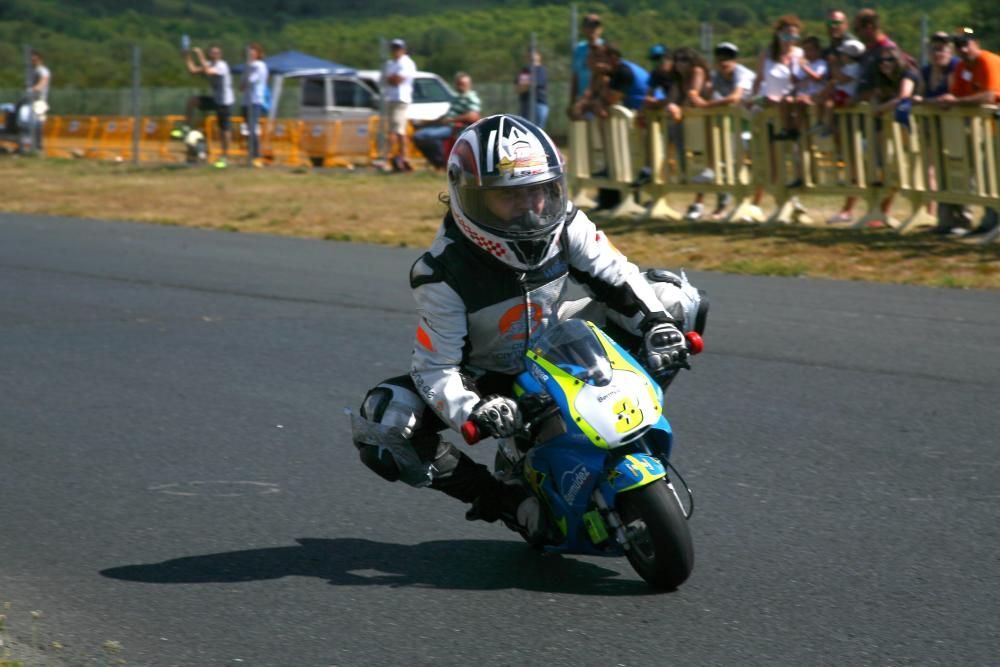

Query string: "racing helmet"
[[447, 114, 568, 271]]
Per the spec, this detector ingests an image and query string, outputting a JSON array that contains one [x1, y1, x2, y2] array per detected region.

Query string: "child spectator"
[[825, 39, 866, 224], [796, 36, 829, 104]]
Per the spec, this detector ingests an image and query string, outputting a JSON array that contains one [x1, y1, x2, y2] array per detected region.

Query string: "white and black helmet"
[[447, 115, 568, 271]]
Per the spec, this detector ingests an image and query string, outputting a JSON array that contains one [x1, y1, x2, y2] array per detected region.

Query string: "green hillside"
[[2, 0, 995, 89]]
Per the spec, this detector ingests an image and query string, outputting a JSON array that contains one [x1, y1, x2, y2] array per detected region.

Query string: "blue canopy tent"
[[231, 50, 356, 76]]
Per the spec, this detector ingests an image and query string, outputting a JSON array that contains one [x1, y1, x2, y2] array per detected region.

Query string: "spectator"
[[690, 41, 756, 219], [919, 32, 960, 100], [825, 38, 867, 224], [412, 72, 482, 169], [179, 45, 234, 168], [570, 43, 610, 120], [27, 50, 50, 152], [602, 44, 651, 112], [382, 38, 417, 172], [796, 36, 829, 105], [240, 43, 268, 164], [864, 46, 923, 224], [666, 47, 711, 220], [916, 32, 967, 234], [570, 13, 604, 117], [822, 10, 856, 61], [853, 8, 900, 103], [517, 50, 548, 129], [753, 15, 805, 141], [930, 27, 1000, 239], [631, 44, 674, 188], [638, 43, 674, 118]]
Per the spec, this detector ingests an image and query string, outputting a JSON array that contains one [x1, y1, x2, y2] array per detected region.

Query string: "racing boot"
[[465, 479, 546, 547]]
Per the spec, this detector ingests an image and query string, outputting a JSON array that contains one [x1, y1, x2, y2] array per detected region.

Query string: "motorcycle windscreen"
[[526, 320, 663, 448]]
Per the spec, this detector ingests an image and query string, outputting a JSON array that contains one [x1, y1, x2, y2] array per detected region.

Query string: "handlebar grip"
[[685, 331, 705, 355], [461, 420, 482, 445]]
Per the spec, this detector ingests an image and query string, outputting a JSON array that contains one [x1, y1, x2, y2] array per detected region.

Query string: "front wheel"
[[616, 480, 694, 590]]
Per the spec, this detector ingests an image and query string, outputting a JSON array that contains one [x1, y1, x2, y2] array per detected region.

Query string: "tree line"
[[2, 0, 994, 91]]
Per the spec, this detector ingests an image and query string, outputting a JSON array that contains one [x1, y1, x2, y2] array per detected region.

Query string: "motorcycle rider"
[[350, 115, 706, 543]]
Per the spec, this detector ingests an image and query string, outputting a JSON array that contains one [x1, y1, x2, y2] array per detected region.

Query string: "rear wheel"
[[616, 480, 694, 590]]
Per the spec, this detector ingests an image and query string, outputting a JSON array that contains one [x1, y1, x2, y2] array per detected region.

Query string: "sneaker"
[[169, 125, 190, 140], [631, 166, 653, 188], [684, 202, 705, 221], [827, 211, 853, 224], [212, 157, 228, 169], [690, 168, 715, 184]]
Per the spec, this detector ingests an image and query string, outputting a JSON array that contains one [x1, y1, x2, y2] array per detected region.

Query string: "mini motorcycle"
[[462, 318, 703, 590]]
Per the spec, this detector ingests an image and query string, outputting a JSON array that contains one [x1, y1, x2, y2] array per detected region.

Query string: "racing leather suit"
[[350, 206, 705, 518]]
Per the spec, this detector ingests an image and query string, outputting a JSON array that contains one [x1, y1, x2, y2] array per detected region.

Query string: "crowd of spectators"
[[569, 10, 1000, 237]]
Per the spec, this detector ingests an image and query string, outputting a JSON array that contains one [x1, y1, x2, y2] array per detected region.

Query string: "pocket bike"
[[461, 318, 703, 590]]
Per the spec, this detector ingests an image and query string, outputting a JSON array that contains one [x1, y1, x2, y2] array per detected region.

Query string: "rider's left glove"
[[643, 322, 689, 373], [469, 395, 522, 439]]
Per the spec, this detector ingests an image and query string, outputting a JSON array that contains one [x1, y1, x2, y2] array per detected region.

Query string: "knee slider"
[[351, 380, 457, 488]]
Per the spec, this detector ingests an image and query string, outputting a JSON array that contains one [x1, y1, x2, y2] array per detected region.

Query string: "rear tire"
[[616, 480, 694, 590]]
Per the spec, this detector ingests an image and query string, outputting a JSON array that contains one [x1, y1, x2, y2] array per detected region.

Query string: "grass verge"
[[1, 157, 998, 289]]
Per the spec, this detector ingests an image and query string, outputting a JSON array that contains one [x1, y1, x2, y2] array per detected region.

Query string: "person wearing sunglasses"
[[753, 14, 806, 141]]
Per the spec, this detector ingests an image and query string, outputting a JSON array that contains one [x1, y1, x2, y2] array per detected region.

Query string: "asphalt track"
[[1, 212, 998, 667]]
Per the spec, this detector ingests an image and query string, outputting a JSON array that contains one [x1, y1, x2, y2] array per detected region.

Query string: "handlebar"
[[461, 420, 482, 445], [461, 332, 704, 446]]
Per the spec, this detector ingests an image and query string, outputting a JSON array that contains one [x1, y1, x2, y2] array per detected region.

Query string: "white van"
[[272, 68, 455, 158]]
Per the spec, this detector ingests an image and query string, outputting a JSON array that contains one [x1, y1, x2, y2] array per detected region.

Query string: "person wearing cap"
[[570, 13, 604, 117], [935, 28, 1000, 107], [643, 43, 673, 109], [381, 38, 417, 172], [919, 32, 960, 101], [824, 38, 868, 224], [931, 28, 1000, 239], [687, 42, 756, 219]]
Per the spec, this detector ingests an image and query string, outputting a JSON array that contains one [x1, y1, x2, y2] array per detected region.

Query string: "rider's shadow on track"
[[101, 538, 661, 596]]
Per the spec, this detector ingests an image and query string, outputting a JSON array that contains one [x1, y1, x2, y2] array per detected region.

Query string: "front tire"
[[616, 480, 694, 590]]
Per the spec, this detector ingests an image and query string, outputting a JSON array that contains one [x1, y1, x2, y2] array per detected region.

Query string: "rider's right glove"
[[642, 321, 689, 373], [468, 395, 522, 439]]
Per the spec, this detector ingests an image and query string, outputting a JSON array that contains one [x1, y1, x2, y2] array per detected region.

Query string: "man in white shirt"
[[689, 42, 757, 219], [381, 38, 417, 171], [28, 50, 50, 151], [182, 45, 234, 167]]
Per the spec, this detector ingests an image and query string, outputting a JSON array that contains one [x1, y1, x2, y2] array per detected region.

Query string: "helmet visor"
[[458, 176, 567, 240]]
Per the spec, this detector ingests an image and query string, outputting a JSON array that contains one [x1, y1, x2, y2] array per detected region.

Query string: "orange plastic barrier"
[[137, 115, 186, 163], [85, 116, 135, 161], [260, 118, 304, 167], [300, 120, 353, 168], [43, 116, 98, 159]]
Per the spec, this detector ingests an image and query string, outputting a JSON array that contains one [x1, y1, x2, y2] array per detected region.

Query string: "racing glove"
[[468, 395, 522, 439], [643, 321, 688, 373]]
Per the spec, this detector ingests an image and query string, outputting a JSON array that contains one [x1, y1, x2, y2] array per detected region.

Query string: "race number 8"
[[613, 397, 643, 433]]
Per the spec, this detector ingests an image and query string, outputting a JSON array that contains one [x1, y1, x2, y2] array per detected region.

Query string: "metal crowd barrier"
[[568, 103, 1000, 237]]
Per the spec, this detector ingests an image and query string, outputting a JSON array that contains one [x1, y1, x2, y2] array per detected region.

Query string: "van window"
[[303, 78, 326, 107], [333, 79, 376, 108], [413, 77, 453, 104]]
